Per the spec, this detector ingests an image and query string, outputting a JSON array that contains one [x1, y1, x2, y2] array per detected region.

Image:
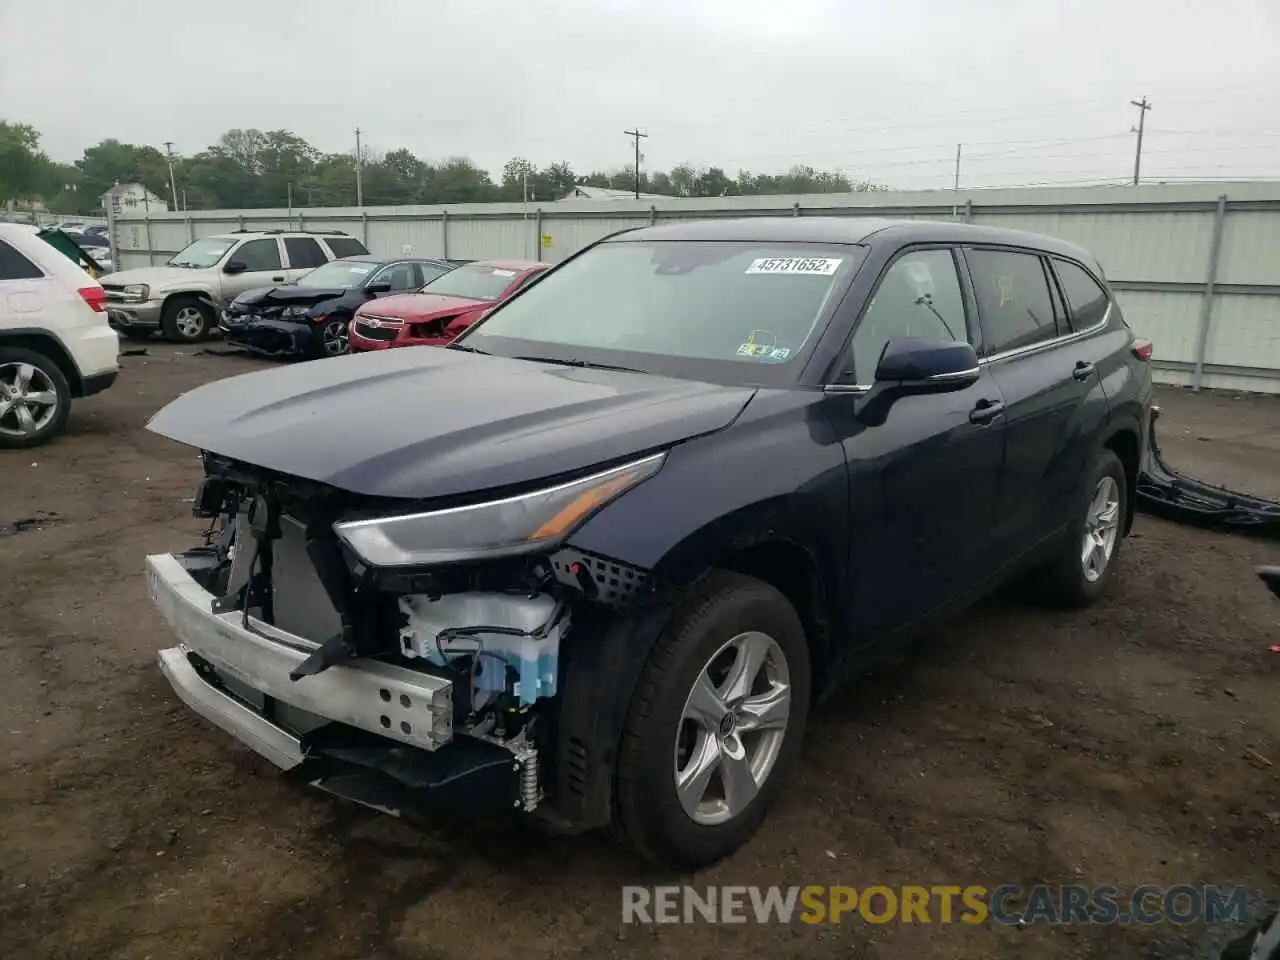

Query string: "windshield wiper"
[[514, 355, 646, 374], [447, 343, 490, 355]]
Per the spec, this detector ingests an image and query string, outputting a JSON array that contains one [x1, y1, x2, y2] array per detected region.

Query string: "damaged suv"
[[146, 217, 1153, 867]]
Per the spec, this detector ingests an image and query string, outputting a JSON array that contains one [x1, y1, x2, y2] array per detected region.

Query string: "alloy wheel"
[[0, 362, 59, 440], [673, 630, 791, 826], [322, 318, 349, 356], [174, 306, 206, 339], [1082, 475, 1121, 583]]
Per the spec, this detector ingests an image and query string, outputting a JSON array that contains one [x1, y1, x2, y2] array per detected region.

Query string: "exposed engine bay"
[[163, 450, 654, 818]]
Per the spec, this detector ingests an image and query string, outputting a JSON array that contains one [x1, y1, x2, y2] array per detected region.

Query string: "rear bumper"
[[80, 369, 118, 397], [147, 553, 454, 767]]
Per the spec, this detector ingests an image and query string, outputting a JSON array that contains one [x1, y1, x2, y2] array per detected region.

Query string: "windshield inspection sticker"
[[490, 268, 517, 277], [745, 257, 842, 276], [736, 330, 792, 361]]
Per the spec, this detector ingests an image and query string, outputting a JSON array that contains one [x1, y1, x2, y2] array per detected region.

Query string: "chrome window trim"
[[978, 302, 1112, 366], [822, 303, 1110, 394]]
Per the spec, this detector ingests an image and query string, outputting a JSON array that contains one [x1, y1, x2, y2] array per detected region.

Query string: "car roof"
[[338, 254, 450, 265], [204, 231, 354, 241], [469, 259, 544, 271], [611, 216, 1098, 264]]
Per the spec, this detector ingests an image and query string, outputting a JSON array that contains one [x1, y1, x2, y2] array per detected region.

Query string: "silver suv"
[[102, 231, 370, 343]]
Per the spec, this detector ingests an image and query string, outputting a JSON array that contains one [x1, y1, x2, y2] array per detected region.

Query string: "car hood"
[[233, 285, 352, 310], [146, 346, 755, 500], [103, 265, 212, 290], [359, 292, 485, 321]]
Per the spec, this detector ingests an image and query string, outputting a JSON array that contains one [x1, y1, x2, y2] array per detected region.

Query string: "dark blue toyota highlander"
[[144, 217, 1154, 868]]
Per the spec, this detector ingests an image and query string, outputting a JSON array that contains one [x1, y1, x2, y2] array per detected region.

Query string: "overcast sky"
[[2, 0, 1278, 190]]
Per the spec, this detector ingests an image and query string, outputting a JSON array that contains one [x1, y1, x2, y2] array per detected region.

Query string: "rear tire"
[[0, 347, 72, 449], [1031, 449, 1128, 608], [613, 571, 811, 868], [160, 297, 214, 343]]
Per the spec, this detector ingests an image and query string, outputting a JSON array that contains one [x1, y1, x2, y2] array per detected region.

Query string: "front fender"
[[567, 390, 847, 587], [160, 286, 219, 310], [548, 393, 848, 828]]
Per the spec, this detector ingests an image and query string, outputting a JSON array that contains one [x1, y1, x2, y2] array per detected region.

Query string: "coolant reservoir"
[[397, 592, 565, 707]]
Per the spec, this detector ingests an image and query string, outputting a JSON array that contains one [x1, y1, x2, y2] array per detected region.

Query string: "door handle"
[[969, 398, 1004, 425], [272, 275, 285, 282], [1072, 361, 1096, 381]]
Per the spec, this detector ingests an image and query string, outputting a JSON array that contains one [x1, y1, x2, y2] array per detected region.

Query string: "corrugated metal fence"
[[111, 182, 1280, 393]]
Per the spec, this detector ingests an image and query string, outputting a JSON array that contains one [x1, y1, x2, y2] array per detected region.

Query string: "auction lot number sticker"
[[745, 257, 843, 276]]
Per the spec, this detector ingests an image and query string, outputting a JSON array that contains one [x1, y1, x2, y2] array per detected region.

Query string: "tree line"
[[1, 121, 886, 216]]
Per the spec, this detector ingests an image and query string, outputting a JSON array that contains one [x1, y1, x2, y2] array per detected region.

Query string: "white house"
[[103, 183, 169, 215]]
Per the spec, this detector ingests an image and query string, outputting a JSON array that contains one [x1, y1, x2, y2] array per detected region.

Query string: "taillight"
[[1131, 338, 1153, 361], [77, 286, 106, 312]]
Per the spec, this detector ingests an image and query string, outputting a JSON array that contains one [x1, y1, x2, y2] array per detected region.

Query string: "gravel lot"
[[1, 345, 1277, 960]]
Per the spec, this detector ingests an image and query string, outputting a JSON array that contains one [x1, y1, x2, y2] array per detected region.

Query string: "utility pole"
[[1130, 96, 1152, 186], [624, 128, 648, 199], [354, 127, 364, 207], [162, 142, 179, 211], [952, 143, 962, 218]]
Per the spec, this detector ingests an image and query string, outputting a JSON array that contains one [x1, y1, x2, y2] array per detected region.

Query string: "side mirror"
[[854, 338, 980, 426], [365, 281, 392, 294], [874, 337, 980, 389], [223, 260, 247, 275]]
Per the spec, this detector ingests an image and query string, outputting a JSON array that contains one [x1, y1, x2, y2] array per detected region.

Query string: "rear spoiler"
[[1136, 406, 1280, 538]]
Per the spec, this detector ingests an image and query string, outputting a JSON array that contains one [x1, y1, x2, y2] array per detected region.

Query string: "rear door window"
[[966, 248, 1060, 355], [284, 237, 328, 269], [324, 236, 369, 258], [1052, 259, 1111, 331], [0, 239, 44, 280]]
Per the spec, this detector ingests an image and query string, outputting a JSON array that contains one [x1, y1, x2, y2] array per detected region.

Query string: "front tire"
[[1032, 449, 1128, 608], [160, 297, 215, 343], [613, 571, 811, 868], [0, 347, 72, 449], [311, 316, 351, 359]]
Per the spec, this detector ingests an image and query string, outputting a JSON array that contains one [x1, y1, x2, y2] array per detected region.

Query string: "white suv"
[[0, 223, 119, 448], [102, 231, 370, 343]]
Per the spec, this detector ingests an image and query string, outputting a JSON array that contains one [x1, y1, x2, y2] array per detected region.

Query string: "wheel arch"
[[0, 330, 83, 396], [1102, 419, 1141, 534], [161, 289, 216, 314]]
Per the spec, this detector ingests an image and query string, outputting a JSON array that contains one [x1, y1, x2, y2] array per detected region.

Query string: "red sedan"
[[348, 259, 548, 352]]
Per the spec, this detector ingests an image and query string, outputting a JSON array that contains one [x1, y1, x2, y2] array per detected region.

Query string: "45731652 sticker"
[[745, 257, 842, 276]]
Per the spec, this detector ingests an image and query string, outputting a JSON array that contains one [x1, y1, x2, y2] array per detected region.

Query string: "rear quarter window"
[[324, 237, 369, 258], [1053, 259, 1111, 331], [0, 239, 44, 280]]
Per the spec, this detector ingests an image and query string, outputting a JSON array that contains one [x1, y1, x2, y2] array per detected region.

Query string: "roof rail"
[[230, 228, 348, 236]]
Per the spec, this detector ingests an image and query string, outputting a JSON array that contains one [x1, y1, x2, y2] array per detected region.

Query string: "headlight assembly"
[[123, 283, 149, 302], [281, 305, 311, 319], [333, 452, 666, 567]]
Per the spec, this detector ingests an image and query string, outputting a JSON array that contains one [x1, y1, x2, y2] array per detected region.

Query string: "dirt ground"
[[1, 344, 1277, 960]]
